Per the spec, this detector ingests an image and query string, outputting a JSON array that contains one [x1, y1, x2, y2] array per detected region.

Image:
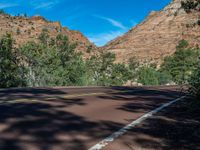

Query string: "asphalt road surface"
[[0, 86, 182, 150]]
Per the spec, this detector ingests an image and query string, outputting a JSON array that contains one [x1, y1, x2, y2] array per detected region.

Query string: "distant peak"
[[31, 15, 45, 21]]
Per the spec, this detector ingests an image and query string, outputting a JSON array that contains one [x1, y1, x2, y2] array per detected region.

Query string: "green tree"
[[38, 28, 49, 46], [110, 63, 131, 86], [157, 71, 172, 85], [128, 57, 139, 83], [0, 34, 25, 88], [86, 52, 115, 86], [20, 33, 86, 87], [161, 40, 199, 84], [137, 66, 159, 85], [189, 61, 200, 99], [16, 28, 21, 35], [176, 39, 188, 50], [0, 9, 5, 14]]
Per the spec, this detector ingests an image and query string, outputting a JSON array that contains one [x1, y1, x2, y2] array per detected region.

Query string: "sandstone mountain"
[[0, 13, 95, 56], [102, 0, 200, 64]]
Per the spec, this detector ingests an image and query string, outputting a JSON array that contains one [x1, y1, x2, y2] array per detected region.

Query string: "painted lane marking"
[[88, 96, 186, 150]]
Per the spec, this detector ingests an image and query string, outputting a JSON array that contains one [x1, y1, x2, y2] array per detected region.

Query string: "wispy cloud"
[[31, 0, 59, 9], [88, 30, 125, 47], [94, 15, 127, 30], [0, 3, 18, 9]]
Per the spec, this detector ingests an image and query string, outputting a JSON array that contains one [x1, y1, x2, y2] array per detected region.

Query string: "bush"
[[161, 40, 199, 85], [0, 9, 5, 14], [86, 52, 131, 86], [138, 66, 159, 85], [189, 61, 200, 99], [16, 28, 21, 35], [197, 19, 200, 26], [0, 34, 26, 88], [157, 71, 172, 85], [109, 63, 131, 86], [181, 0, 200, 13], [86, 45, 93, 53], [19, 33, 86, 87], [128, 57, 139, 81]]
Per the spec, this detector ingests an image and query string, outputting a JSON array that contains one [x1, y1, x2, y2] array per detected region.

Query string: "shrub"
[[161, 40, 199, 85], [157, 71, 172, 85], [38, 28, 49, 45], [86, 52, 131, 86], [197, 19, 200, 26], [19, 33, 86, 87], [0, 34, 26, 88], [0, 9, 5, 15], [16, 28, 21, 35], [181, 0, 200, 13], [86, 45, 93, 53], [189, 61, 200, 99], [138, 66, 159, 86]]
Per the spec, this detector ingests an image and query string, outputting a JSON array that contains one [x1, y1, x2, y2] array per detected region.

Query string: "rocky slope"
[[102, 0, 200, 64], [0, 14, 95, 56]]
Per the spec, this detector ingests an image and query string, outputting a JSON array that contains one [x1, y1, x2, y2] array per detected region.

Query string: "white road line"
[[88, 96, 186, 150]]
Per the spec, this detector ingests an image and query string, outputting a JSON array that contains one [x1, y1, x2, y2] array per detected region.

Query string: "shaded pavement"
[[0, 86, 182, 150]]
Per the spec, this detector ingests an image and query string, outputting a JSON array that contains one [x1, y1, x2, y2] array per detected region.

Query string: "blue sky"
[[0, 0, 171, 46]]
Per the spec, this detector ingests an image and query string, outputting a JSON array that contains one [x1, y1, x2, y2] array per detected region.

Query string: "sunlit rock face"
[[0, 14, 96, 57], [102, 0, 200, 64]]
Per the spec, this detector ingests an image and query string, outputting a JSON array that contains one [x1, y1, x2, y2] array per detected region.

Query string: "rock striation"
[[0, 14, 95, 56], [102, 0, 200, 64]]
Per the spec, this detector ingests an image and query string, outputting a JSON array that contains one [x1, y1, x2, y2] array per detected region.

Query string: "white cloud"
[[0, 3, 18, 9], [90, 15, 138, 46], [88, 30, 124, 47], [94, 15, 127, 30], [34, 2, 55, 9], [31, 1, 59, 9]]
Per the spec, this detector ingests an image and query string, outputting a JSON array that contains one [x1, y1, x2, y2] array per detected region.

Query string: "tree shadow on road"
[[99, 86, 182, 114], [0, 86, 192, 150], [0, 87, 67, 101], [113, 98, 200, 150], [0, 101, 124, 150]]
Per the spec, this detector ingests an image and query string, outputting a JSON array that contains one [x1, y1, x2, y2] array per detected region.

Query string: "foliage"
[[189, 61, 200, 99], [137, 65, 172, 86], [19, 33, 86, 87], [86, 45, 93, 53], [110, 63, 131, 86], [137, 66, 159, 85], [16, 28, 21, 35], [176, 39, 188, 50], [2, 34, 198, 88], [86, 52, 131, 86], [0, 9, 6, 15], [197, 19, 200, 26], [157, 71, 172, 85], [0, 30, 134, 88], [161, 40, 199, 85], [181, 0, 200, 13], [38, 28, 50, 46], [128, 57, 139, 79], [0, 34, 25, 88], [86, 52, 115, 86]]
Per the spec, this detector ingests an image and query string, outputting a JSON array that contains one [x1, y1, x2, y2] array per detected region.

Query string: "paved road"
[[0, 86, 181, 150]]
